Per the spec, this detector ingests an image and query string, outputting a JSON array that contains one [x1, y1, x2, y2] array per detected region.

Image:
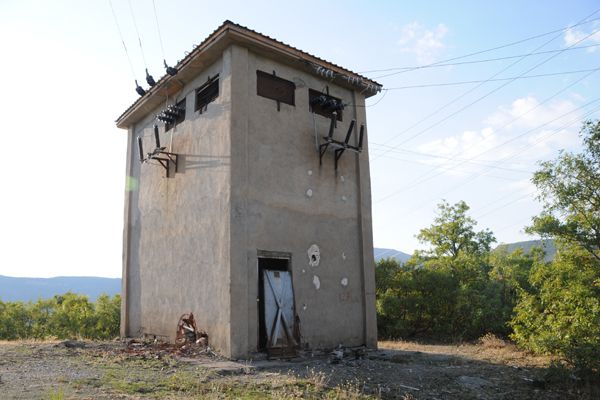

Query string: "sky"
[[0, 0, 599, 278]]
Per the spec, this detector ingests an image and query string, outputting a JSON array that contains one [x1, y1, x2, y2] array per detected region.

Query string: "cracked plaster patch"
[[313, 275, 321, 290]]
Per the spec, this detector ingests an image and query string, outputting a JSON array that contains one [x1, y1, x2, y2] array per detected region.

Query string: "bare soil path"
[[0, 339, 596, 399]]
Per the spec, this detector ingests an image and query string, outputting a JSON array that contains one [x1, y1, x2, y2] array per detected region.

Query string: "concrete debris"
[[328, 345, 367, 364], [176, 313, 208, 348], [124, 338, 218, 359]]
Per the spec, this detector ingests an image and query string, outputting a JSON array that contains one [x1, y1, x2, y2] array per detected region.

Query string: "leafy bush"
[[375, 201, 537, 341], [511, 245, 600, 378], [0, 293, 120, 340], [512, 120, 600, 379]]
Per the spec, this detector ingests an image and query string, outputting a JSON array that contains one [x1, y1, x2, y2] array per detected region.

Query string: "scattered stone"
[[55, 340, 86, 349], [458, 375, 491, 391]]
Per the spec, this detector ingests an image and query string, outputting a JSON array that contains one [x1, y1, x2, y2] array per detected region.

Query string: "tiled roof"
[[116, 20, 382, 128]]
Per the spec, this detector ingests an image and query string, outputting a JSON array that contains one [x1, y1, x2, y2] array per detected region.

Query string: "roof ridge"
[[116, 21, 382, 127]]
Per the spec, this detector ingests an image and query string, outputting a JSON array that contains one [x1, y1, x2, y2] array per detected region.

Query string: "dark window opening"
[[309, 89, 343, 121], [195, 75, 219, 113], [257, 70, 295, 106], [165, 98, 186, 132]]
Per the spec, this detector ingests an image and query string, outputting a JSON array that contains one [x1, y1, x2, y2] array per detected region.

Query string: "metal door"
[[263, 270, 296, 348]]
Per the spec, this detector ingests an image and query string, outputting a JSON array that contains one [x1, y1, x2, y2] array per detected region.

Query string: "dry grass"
[[378, 338, 555, 368], [478, 333, 508, 349]]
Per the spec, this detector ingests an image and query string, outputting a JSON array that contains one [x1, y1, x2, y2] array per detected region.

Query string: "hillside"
[[0, 276, 120, 302], [374, 247, 412, 263], [0, 242, 551, 303], [494, 239, 556, 262]]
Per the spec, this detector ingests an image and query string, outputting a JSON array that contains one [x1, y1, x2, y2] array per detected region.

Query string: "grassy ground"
[[0, 338, 597, 399]]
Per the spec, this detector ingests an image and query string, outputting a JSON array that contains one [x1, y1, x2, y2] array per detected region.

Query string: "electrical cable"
[[369, 143, 535, 173], [374, 65, 600, 190], [473, 191, 537, 220], [127, 0, 148, 69], [366, 151, 529, 181], [347, 88, 388, 108], [375, 96, 600, 204], [472, 188, 537, 215], [495, 215, 535, 234], [360, 14, 600, 78], [394, 102, 600, 215], [362, 43, 600, 75], [151, 0, 166, 60], [371, 21, 600, 162], [383, 67, 600, 90], [108, 0, 137, 81]]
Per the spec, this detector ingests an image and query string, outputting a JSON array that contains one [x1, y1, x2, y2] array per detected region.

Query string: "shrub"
[[0, 293, 121, 340]]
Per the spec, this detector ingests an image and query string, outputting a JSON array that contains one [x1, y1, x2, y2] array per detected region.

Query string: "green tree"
[[512, 120, 600, 378], [527, 120, 600, 261], [376, 201, 513, 340], [92, 294, 121, 339], [416, 200, 495, 260], [50, 293, 96, 339], [511, 245, 600, 376]]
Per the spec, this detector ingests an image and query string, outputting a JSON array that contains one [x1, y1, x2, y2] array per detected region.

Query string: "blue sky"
[[1, 0, 599, 277]]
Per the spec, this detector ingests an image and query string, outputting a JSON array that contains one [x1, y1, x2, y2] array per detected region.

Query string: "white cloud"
[[397, 21, 448, 64], [564, 26, 600, 51], [417, 127, 507, 177], [484, 96, 580, 130], [416, 96, 582, 178]]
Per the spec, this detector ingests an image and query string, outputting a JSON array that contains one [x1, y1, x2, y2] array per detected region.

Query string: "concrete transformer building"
[[116, 21, 382, 359]]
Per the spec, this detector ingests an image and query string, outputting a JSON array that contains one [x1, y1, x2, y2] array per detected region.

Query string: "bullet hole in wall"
[[308, 244, 320, 267]]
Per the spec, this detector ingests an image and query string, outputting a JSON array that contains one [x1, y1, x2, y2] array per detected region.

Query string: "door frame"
[[256, 250, 296, 351]]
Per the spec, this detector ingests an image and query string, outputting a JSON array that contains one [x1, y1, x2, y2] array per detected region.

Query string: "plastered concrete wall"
[[228, 46, 377, 357], [122, 43, 377, 358], [122, 55, 233, 355]]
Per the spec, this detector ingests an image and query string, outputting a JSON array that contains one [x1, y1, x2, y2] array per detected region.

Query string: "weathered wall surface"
[[122, 56, 233, 355], [228, 46, 377, 357], [122, 43, 377, 359]]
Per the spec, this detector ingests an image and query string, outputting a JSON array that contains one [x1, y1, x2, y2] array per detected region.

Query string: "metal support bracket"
[[147, 149, 178, 178], [317, 112, 365, 170], [137, 126, 180, 178]]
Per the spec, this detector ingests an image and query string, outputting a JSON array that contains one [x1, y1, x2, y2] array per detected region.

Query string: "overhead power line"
[[383, 67, 600, 90], [396, 102, 600, 215], [360, 13, 600, 78], [127, 0, 148, 69], [363, 44, 600, 75], [151, 0, 166, 60], [369, 143, 535, 173], [108, 0, 137, 81], [374, 65, 600, 191], [372, 15, 600, 162], [474, 191, 537, 220], [367, 150, 531, 178], [375, 96, 600, 204]]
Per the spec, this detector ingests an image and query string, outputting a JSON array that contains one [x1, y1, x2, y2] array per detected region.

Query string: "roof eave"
[[116, 22, 382, 129]]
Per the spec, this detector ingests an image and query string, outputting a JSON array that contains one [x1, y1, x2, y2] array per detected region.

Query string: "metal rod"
[[358, 124, 365, 149], [344, 120, 355, 144], [137, 136, 144, 162], [154, 125, 160, 148], [327, 112, 337, 139], [335, 148, 345, 170]]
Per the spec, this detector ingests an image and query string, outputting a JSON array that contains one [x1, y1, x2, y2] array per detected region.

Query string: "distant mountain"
[[374, 247, 412, 263], [494, 239, 556, 262], [0, 276, 121, 303]]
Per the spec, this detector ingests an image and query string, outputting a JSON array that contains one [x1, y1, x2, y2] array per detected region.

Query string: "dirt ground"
[[0, 338, 597, 399]]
